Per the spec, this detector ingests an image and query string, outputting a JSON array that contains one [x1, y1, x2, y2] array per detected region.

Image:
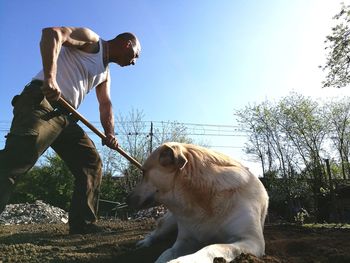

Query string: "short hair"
[[115, 32, 140, 51]]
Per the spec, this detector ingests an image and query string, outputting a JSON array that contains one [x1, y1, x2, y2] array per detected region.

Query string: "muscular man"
[[0, 27, 141, 234]]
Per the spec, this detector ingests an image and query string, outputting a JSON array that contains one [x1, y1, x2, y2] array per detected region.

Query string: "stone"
[[0, 200, 68, 225]]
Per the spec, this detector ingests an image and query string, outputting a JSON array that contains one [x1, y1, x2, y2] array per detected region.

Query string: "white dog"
[[127, 142, 269, 263]]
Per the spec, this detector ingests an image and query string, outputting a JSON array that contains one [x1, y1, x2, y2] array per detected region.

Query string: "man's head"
[[110, 32, 141, 67]]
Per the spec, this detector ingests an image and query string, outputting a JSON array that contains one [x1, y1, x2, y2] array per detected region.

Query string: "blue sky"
[[1, 0, 350, 175]]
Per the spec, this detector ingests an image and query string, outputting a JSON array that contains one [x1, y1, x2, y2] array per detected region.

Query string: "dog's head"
[[126, 143, 188, 209]]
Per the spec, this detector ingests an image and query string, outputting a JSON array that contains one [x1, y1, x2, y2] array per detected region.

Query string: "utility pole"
[[149, 122, 153, 154]]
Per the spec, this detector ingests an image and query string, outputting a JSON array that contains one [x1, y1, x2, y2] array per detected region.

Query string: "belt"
[[25, 80, 75, 117]]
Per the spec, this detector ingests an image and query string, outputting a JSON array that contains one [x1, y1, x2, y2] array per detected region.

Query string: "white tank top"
[[34, 39, 109, 109]]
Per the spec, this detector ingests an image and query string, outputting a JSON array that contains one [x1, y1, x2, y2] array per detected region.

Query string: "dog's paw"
[[136, 237, 153, 248], [167, 256, 192, 263], [168, 255, 212, 263], [167, 258, 190, 263]]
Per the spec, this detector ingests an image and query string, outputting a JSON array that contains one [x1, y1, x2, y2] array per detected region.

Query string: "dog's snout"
[[126, 191, 157, 209]]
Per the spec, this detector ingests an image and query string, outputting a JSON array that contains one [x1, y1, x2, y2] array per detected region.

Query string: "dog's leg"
[[167, 239, 265, 263], [137, 211, 177, 248], [155, 234, 201, 263]]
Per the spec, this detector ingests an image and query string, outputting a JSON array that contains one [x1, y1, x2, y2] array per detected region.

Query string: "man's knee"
[[93, 154, 103, 184], [87, 149, 103, 175], [72, 148, 102, 181]]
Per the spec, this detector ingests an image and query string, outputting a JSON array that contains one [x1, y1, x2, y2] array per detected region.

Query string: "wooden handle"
[[58, 97, 143, 170]]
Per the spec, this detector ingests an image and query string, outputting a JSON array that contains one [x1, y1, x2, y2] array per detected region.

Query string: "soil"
[[0, 220, 349, 263]]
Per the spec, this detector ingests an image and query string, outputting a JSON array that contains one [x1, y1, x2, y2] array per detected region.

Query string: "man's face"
[[119, 40, 140, 67]]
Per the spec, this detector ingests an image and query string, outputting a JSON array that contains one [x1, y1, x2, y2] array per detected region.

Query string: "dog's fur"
[[127, 142, 269, 263]]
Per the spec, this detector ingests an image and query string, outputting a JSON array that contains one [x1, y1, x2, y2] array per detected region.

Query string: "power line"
[[0, 120, 241, 128], [0, 120, 246, 135], [211, 145, 244, 149], [0, 120, 248, 150]]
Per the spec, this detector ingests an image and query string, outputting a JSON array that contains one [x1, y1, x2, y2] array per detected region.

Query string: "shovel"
[[58, 97, 143, 170]]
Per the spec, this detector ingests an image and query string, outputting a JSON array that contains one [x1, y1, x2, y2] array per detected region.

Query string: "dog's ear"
[[159, 144, 187, 170]]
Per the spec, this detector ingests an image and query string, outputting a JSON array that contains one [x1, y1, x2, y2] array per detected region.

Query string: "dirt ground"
[[0, 219, 349, 263]]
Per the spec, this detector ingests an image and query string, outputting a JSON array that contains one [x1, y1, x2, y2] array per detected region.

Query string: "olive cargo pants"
[[0, 80, 102, 230]]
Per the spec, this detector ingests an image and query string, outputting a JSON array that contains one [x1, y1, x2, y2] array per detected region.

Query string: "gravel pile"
[[0, 200, 68, 225], [133, 205, 167, 220]]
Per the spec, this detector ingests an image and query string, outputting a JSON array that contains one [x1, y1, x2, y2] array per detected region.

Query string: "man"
[[0, 27, 141, 234]]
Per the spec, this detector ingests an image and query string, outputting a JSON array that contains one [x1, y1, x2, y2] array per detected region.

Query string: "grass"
[[302, 223, 350, 229]]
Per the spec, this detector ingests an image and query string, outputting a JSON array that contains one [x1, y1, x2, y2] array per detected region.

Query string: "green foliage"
[[236, 93, 350, 222], [264, 177, 312, 220], [11, 153, 74, 211], [294, 208, 310, 225], [303, 223, 350, 229], [235, 92, 328, 179], [324, 98, 350, 179], [322, 3, 350, 88], [99, 173, 128, 202]]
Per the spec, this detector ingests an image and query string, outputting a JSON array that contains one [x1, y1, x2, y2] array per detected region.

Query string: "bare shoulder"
[[51, 27, 100, 52], [67, 27, 99, 43]]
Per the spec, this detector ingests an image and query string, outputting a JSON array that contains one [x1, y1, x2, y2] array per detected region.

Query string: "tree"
[[235, 93, 350, 222], [324, 98, 350, 179], [322, 3, 350, 88], [236, 102, 276, 176], [277, 93, 328, 180], [236, 93, 329, 179], [236, 99, 297, 178]]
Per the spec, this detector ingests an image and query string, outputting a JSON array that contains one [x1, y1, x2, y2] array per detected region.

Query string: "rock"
[[0, 200, 68, 225], [132, 205, 167, 220]]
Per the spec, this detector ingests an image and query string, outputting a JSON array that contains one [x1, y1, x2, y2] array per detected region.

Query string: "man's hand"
[[103, 133, 119, 149], [42, 79, 61, 101]]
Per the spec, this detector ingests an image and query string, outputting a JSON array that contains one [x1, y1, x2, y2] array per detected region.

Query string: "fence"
[[261, 177, 350, 223], [97, 199, 129, 219]]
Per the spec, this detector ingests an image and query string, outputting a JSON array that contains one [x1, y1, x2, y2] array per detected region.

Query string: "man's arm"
[[96, 72, 118, 149], [40, 27, 99, 101]]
